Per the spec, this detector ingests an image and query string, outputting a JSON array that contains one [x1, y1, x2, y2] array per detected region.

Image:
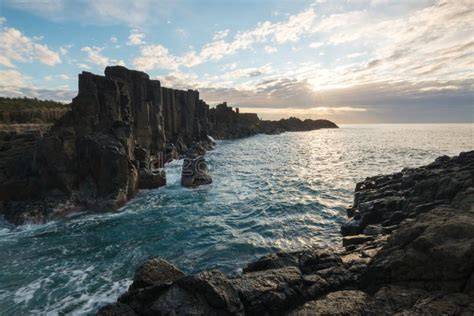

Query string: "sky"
[[0, 0, 473, 123]]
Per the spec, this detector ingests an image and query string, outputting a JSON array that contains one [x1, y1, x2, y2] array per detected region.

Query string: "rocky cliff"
[[98, 151, 474, 315], [0, 66, 212, 224], [208, 102, 338, 138], [0, 66, 338, 225]]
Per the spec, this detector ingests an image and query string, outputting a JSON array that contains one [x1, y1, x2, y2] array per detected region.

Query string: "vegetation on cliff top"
[[0, 97, 70, 113]]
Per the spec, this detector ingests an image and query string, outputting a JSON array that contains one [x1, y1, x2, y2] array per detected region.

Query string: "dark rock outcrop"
[[0, 66, 213, 224], [259, 117, 338, 134], [208, 102, 260, 139], [98, 151, 474, 315], [129, 257, 185, 291], [208, 103, 338, 139], [181, 156, 212, 187]]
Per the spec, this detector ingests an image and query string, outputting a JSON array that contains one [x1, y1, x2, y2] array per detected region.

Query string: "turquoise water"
[[0, 124, 473, 315]]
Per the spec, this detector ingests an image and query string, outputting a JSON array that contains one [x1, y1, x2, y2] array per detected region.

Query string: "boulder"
[[96, 302, 137, 316], [232, 266, 304, 314], [363, 206, 474, 292], [176, 271, 244, 315], [287, 290, 370, 316], [138, 169, 166, 189], [181, 156, 212, 187], [129, 257, 185, 291]]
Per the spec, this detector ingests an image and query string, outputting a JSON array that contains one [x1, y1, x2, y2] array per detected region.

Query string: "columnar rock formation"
[[0, 66, 212, 224], [98, 151, 474, 315], [0, 66, 338, 225]]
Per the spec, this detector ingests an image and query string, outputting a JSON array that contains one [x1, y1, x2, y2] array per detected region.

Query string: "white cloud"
[[110, 36, 118, 43], [59, 44, 72, 55], [220, 64, 273, 80], [264, 46, 277, 53], [44, 74, 71, 80], [133, 44, 180, 71], [126, 29, 145, 46], [81, 46, 109, 67], [133, 8, 319, 71], [213, 29, 229, 40], [0, 69, 29, 88], [78, 63, 91, 70], [309, 42, 323, 49], [347, 52, 367, 58], [0, 26, 61, 67]]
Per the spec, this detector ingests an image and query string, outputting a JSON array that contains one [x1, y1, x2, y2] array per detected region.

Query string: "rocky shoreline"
[[0, 66, 337, 225], [98, 151, 474, 315]]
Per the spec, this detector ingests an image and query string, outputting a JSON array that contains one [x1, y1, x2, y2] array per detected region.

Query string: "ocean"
[[0, 123, 473, 315]]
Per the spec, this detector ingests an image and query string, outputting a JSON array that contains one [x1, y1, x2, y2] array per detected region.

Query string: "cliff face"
[[0, 108, 70, 124], [0, 66, 212, 224], [208, 102, 260, 139], [0, 66, 338, 225]]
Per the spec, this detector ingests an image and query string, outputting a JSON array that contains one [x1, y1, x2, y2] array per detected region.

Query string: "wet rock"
[[287, 290, 370, 316], [96, 302, 137, 316], [232, 266, 304, 314], [342, 235, 374, 247], [129, 257, 185, 291], [176, 271, 244, 315], [341, 219, 363, 236], [147, 284, 209, 315], [363, 225, 383, 236], [138, 169, 166, 189], [243, 252, 300, 273], [181, 156, 212, 187], [364, 206, 474, 292]]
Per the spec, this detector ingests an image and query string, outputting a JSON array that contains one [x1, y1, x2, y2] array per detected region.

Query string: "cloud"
[[264, 46, 277, 53], [0, 69, 29, 88], [133, 44, 180, 71], [44, 74, 71, 80], [0, 69, 75, 102], [59, 44, 72, 55], [347, 52, 367, 58], [77, 63, 91, 70], [309, 42, 323, 49], [81, 46, 109, 67], [110, 36, 118, 43], [213, 29, 229, 41], [133, 8, 319, 71], [0, 26, 61, 67], [126, 29, 145, 46]]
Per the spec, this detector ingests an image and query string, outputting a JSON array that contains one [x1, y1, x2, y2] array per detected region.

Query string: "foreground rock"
[[98, 151, 474, 315]]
